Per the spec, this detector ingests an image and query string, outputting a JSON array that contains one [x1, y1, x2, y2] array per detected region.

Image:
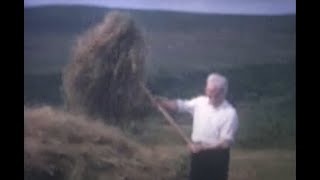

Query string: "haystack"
[[62, 11, 149, 125], [24, 106, 180, 180]]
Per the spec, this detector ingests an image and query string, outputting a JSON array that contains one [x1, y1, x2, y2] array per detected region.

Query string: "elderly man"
[[157, 73, 239, 180]]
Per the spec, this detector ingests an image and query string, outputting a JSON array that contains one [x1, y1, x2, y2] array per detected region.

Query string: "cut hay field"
[[24, 106, 295, 180]]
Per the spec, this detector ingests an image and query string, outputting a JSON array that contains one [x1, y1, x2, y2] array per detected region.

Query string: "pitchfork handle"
[[140, 83, 192, 145]]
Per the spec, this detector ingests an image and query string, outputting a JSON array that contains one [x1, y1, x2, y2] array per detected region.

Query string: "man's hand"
[[154, 96, 168, 104], [154, 96, 178, 111], [188, 143, 203, 153], [188, 140, 231, 153]]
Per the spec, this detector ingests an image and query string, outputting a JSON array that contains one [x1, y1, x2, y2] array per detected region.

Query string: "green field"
[[152, 145, 296, 180]]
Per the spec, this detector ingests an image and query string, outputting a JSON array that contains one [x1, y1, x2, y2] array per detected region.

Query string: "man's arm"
[[156, 96, 198, 113], [156, 97, 179, 111]]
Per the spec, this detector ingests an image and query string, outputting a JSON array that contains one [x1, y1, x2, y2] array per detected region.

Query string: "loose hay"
[[62, 11, 149, 125], [24, 106, 179, 180]]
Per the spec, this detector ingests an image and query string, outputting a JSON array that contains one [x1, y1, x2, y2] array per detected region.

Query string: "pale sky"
[[24, 0, 296, 15]]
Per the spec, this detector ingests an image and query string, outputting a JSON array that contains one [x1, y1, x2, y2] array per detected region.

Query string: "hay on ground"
[[24, 106, 179, 180]]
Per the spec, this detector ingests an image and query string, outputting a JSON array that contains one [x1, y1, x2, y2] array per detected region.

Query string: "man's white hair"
[[206, 73, 228, 96]]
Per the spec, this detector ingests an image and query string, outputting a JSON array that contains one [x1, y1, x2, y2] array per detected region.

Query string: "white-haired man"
[[157, 73, 239, 180]]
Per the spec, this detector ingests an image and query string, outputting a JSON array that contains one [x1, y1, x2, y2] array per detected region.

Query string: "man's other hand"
[[188, 143, 203, 153]]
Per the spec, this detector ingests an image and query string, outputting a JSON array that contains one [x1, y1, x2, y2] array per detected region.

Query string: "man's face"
[[205, 83, 223, 101]]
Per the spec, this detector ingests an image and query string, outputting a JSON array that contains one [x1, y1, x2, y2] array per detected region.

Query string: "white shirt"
[[176, 96, 238, 146]]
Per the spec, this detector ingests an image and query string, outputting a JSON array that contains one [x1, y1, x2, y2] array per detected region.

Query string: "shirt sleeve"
[[220, 109, 239, 143], [176, 97, 199, 114]]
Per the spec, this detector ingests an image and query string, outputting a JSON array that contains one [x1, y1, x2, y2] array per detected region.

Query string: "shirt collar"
[[207, 97, 227, 110]]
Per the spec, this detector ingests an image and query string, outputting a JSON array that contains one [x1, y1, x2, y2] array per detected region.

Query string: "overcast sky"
[[24, 0, 296, 15]]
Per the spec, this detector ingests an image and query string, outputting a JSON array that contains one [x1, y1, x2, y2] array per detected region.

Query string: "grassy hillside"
[[24, 5, 295, 75], [24, 63, 295, 106]]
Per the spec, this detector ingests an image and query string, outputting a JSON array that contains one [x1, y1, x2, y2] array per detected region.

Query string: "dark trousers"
[[190, 148, 230, 180]]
